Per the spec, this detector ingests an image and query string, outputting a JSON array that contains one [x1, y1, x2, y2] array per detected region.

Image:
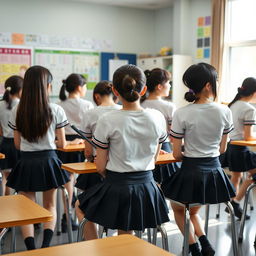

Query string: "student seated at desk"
[[75, 64, 169, 240], [7, 66, 70, 250], [224, 77, 256, 219], [75, 80, 121, 191]]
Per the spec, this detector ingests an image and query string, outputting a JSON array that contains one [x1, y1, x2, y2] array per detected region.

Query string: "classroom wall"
[[0, 0, 157, 54]]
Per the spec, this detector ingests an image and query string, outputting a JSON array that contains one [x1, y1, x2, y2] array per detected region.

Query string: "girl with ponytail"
[[0, 75, 23, 195], [75, 64, 169, 240], [224, 77, 256, 220]]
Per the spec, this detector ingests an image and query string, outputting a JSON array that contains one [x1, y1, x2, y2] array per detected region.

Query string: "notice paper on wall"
[[108, 59, 128, 81]]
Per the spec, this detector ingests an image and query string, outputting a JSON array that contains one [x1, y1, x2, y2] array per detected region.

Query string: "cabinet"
[[137, 55, 192, 108]]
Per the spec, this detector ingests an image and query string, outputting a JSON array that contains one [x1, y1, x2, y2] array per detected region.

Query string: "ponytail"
[[59, 80, 67, 101], [3, 88, 11, 110]]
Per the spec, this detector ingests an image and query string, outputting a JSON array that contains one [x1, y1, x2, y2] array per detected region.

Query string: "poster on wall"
[[108, 59, 128, 81], [34, 48, 100, 96], [196, 16, 211, 59], [0, 46, 32, 94]]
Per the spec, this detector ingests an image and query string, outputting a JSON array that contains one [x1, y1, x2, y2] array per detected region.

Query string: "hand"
[[159, 149, 168, 155], [69, 138, 84, 145]]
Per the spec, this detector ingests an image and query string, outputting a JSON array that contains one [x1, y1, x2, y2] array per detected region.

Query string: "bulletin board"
[[101, 52, 137, 81], [0, 46, 32, 94], [34, 48, 100, 96]]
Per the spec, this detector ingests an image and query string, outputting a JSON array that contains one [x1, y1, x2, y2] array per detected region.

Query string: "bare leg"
[[19, 191, 36, 238], [2, 170, 11, 195], [189, 206, 205, 238], [171, 203, 196, 244], [75, 200, 98, 240], [230, 172, 243, 193], [62, 173, 75, 214]]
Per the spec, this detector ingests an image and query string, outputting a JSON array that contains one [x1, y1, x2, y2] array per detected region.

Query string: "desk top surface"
[[61, 153, 180, 174], [3, 235, 175, 256], [0, 153, 5, 159], [0, 195, 53, 228], [230, 140, 256, 146], [57, 143, 85, 152]]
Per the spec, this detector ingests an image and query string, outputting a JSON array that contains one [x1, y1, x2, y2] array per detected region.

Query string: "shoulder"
[[79, 99, 94, 108], [144, 108, 165, 122], [0, 101, 6, 110], [50, 103, 66, 115]]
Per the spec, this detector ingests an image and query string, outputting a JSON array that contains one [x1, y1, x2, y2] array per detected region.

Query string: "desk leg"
[[204, 205, 209, 236], [56, 188, 61, 236], [0, 228, 8, 254], [11, 227, 16, 252]]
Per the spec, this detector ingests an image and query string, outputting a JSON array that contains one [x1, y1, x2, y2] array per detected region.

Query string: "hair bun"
[[62, 79, 66, 84], [122, 75, 136, 92], [237, 87, 244, 94], [144, 70, 151, 78], [184, 91, 196, 102]]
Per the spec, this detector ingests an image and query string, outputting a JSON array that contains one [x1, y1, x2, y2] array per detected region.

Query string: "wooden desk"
[[61, 153, 180, 174], [57, 143, 85, 152], [0, 153, 5, 159], [230, 140, 256, 147], [3, 234, 175, 256], [0, 195, 53, 228]]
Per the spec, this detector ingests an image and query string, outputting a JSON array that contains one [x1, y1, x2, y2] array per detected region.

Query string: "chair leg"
[[98, 225, 104, 238], [157, 225, 169, 251], [77, 218, 88, 242], [56, 188, 62, 236], [183, 204, 190, 256], [204, 205, 210, 236], [135, 231, 142, 238], [61, 186, 73, 243], [249, 192, 254, 211], [0, 228, 8, 254], [216, 203, 220, 219], [238, 183, 256, 243], [11, 227, 16, 252], [152, 228, 157, 245], [147, 228, 152, 243], [225, 202, 238, 256]]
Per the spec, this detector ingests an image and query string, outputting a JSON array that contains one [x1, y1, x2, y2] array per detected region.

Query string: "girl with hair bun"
[[161, 63, 235, 256], [75, 80, 121, 191], [224, 77, 256, 220], [0, 75, 23, 195], [58, 73, 93, 232], [75, 64, 169, 240], [141, 68, 178, 184]]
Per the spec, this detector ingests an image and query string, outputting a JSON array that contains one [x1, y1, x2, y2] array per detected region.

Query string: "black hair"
[[228, 77, 256, 107], [183, 63, 218, 102], [3, 76, 23, 110], [112, 64, 146, 102], [59, 73, 87, 101], [93, 81, 113, 105]]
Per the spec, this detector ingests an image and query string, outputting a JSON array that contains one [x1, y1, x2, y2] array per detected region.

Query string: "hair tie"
[[6, 87, 11, 91], [189, 89, 195, 94]]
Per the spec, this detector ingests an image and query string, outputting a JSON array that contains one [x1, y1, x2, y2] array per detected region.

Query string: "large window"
[[223, 0, 256, 102]]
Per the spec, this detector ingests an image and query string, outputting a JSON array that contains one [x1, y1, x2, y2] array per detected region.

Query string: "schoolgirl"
[[0, 75, 23, 195], [75, 64, 169, 240], [141, 68, 178, 183], [224, 77, 256, 219], [75, 80, 121, 191], [58, 73, 93, 232], [7, 66, 70, 250], [161, 63, 236, 256]]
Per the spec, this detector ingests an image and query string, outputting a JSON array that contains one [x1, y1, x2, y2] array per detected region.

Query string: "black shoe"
[[61, 214, 78, 233], [189, 243, 203, 256], [225, 201, 250, 220], [201, 246, 215, 256]]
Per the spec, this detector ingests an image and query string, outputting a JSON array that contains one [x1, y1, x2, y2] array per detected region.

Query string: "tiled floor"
[[1, 196, 256, 255]]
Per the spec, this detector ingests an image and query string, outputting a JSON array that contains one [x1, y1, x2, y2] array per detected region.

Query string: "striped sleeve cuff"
[[81, 131, 92, 139], [8, 121, 17, 130], [56, 120, 69, 129], [244, 120, 256, 125], [92, 136, 109, 149], [223, 125, 234, 134], [159, 133, 168, 144], [167, 119, 172, 125], [170, 129, 184, 139]]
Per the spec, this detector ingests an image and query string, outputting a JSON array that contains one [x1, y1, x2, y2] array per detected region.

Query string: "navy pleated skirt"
[[225, 143, 256, 172], [161, 157, 236, 204], [6, 150, 70, 192], [153, 142, 180, 184], [78, 170, 169, 231], [0, 137, 20, 170], [75, 172, 103, 191]]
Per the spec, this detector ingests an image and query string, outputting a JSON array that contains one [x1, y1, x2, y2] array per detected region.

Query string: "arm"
[[55, 127, 67, 148], [154, 144, 161, 162], [244, 125, 256, 141], [172, 138, 184, 160], [84, 140, 94, 162], [13, 130, 21, 150], [95, 148, 108, 175], [0, 124, 3, 137], [219, 134, 228, 154]]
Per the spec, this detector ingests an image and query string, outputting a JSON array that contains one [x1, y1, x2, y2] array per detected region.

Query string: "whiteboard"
[[108, 59, 128, 81], [34, 48, 100, 96]]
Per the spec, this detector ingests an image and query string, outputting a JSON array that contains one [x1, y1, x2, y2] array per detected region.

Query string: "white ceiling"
[[60, 0, 175, 9]]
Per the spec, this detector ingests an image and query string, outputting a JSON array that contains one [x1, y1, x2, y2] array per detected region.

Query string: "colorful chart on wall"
[[34, 48, 100, 96], [0, 46, 32, 94]]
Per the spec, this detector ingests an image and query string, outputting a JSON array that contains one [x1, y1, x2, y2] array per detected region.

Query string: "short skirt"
[[78, 170, 169, 231], [161, 157, 236, 204], [0, 137, 20, 170], [75, 172, 103, 191], [225, 143, 256, 172], [153, 142, 180, 184], [6, 150, 70, 192]]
